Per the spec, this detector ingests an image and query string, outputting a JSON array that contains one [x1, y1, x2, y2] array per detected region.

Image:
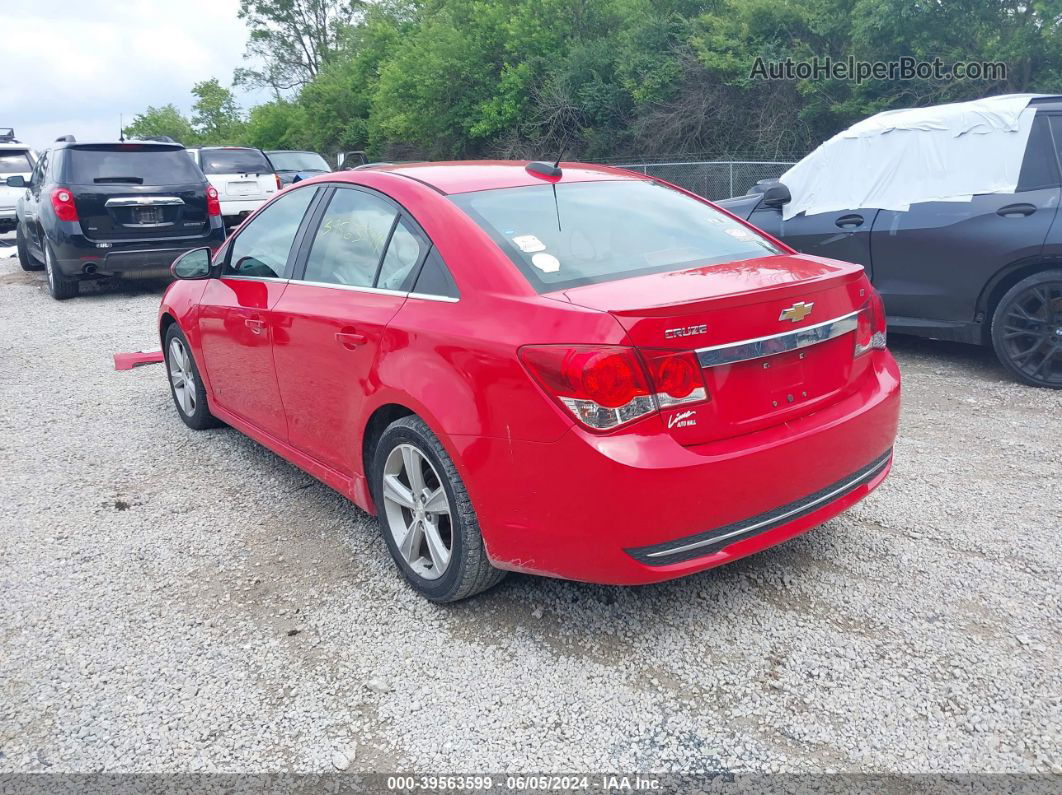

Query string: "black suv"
[[9, 137, 226, 299], [718, 97, 1062, 388]]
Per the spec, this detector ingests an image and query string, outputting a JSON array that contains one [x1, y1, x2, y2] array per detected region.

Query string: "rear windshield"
[[200, 148, 272, 175], [0, 150, 33, 174], [450, 180, 784, 292], [267, 151, 329, 172], [67, 145, 203, 186]]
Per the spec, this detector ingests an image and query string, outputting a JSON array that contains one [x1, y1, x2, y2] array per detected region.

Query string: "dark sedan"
[[264, 150, 331, 186], [718, 96, 1062, 388]]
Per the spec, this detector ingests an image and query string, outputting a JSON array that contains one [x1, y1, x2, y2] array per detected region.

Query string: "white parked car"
[[186, 146, 279, 227], [0, 129, 36, 235]]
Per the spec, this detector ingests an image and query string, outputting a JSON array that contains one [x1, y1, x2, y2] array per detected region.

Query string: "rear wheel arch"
[[979, 257, 1062, 342], [362, 403, 417, 492]]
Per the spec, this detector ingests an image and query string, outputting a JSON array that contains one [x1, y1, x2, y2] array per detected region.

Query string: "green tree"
[[191, 79, 244, 144], [123, 104, 198, 145], [235, 0, 365, 92], [244, 99, 311, 149]]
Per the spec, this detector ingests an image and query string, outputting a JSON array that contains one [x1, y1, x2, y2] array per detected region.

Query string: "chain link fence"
[[608, 160, 796, 200]]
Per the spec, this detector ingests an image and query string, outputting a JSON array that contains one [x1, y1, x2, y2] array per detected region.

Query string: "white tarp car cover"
[[779, 94, 1042, 220]]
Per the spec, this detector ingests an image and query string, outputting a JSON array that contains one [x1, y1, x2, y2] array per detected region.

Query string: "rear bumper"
[[219, 198, 267, 222], [50, 221, 226, 276], [454, 349, 901, 586]]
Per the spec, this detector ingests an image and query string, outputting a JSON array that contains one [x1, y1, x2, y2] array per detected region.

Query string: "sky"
[[1, 0, 270, 150]]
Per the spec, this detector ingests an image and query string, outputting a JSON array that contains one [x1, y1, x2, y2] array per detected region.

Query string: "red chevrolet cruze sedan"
[[159, 161, 900, 602]]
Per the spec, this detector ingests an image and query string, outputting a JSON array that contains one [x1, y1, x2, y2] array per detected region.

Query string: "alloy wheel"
[[381, 444, 452, 580], [167, 337, 197, 415], [999, 281, 1062, 387]]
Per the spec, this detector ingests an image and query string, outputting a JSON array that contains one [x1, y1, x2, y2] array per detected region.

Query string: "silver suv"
[[0, 129, 36, 235]]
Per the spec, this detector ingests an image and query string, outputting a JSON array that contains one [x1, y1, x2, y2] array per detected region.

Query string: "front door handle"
[[997, 203, 1036, 217], [836, 214, 864, 229], [335, 329, 367, 350], [244, 318, 265, 334]]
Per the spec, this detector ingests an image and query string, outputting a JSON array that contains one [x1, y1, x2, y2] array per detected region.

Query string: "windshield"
[[267, 151, 329, 172], [450, 180, 783, 292], [0, 151, 33, 174], [200, 148, 273, 175], [67, 145, 204, 185]]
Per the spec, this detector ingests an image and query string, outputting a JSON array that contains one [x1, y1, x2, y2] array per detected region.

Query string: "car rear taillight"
[[855, 289, 888, 356], [519, 345, 709, 431], [206, 185, 221, 217], [638, 349, 709, 408], [275, 173, 283, 190], [51, 188, 78, 222]]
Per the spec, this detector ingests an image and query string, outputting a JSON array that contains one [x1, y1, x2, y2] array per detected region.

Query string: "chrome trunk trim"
[[696, 310, 860, 367]]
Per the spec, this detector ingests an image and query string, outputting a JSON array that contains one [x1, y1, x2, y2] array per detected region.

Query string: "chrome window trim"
[[292, 278, 462, 302], [696, 310, 860, 368], [407, 293, 460, 303], [223, 275, 289, 284], [644, 453, 891, 559]]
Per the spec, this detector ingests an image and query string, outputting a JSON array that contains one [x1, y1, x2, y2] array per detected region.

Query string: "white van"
[[186, 147, 279, 227]]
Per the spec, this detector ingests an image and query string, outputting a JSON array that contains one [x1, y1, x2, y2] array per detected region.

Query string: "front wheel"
[[372, 416, 506, 602], [16, 224, 43, 271], [164, 324, 221, 430], [990, 270, 1062, 388]]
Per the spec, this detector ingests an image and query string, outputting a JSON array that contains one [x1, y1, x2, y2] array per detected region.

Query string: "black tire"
[[371, 415, 506, 602], [16, 223, 43, 271], [990, 269, 1062, 389], [43, 241, 78, 300], [164, 324, 222, 430]]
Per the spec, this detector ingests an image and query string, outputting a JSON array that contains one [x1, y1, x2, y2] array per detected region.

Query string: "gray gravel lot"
[[0, 245, 1059, 775]]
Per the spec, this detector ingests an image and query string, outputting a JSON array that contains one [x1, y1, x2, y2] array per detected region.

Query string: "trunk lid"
[[72, 183, 210, 241], [557, 254, 875, 444]]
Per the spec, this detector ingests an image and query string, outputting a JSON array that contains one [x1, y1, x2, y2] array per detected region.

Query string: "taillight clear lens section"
[[51, 188, 78, 222], [855, 290, 888, 356], [206, 185, 221, 217], [519, 345, 709, 430], [638, 349, 709, 408]]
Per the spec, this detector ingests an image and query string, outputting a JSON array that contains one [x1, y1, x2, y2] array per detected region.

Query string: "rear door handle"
[[997, 203, 1036, 217], [335, 330, 367, 349], [244, 318, 265, 334], [835, 214, 864, 229]]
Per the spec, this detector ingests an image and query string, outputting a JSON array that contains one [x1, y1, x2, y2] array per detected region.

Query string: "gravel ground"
[[0, 243, 1059, 776]]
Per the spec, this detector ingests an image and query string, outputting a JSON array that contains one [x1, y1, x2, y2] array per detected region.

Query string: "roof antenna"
[[119, 114, 125, 142]]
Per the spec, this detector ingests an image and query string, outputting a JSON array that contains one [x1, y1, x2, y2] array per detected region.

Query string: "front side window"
[[450, 180, 784, 292], [302, 188, 398, 288], [224, 187, 317, 279]]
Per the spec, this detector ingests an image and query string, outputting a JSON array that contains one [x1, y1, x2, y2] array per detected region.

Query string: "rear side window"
[[450, 181, 783, 292], [67, 145, 203, 186], [0, 150, 32, 174], [200, 148, 272, 175], [412, 248, 459, 298], [1017, 114, 1061, 191], [377, 219, 426, 290], [224, 187, 317, 279], [302, 188, 398, 288]]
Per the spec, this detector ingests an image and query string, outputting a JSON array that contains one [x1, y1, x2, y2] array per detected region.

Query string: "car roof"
[[0, 142, 32, 151], [349, 160, 647, 195], [1031, 95, 1062, 111]]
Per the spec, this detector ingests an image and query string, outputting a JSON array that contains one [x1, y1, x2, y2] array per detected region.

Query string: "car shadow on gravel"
[[885, 332, 1009, 382]]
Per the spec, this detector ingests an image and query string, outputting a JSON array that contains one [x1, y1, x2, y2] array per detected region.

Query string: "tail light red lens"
[[519, 345, 709, 430], [51, 188, 78, 222], [275, 173, 283, 191], [206, 185, 221, 217], [855, 289, 888, 356], [639, 349, 709, 407]]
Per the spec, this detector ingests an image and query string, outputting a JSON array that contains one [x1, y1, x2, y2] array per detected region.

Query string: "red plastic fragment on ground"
[[113, 350, 165, 371]]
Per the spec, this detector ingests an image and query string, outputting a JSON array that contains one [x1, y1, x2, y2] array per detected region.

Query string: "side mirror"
[[171, 248, 212, 280], [6, 175, 27, 188], [761, 182, 791, 209]]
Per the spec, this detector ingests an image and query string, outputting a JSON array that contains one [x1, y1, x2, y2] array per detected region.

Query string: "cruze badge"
[[779, 301, 814, 323], [664, 324, 707, 339]]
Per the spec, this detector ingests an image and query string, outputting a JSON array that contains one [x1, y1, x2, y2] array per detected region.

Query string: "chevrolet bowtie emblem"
[[779, 301, 814, 323]]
